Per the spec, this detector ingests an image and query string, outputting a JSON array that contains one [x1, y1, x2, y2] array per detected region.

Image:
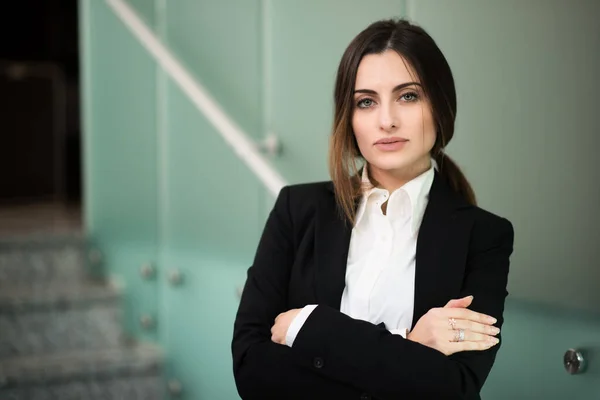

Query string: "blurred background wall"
[[1, 0, 597, 399]]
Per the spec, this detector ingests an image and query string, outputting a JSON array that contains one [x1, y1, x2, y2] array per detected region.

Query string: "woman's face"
[[352, 50, 436, 179]]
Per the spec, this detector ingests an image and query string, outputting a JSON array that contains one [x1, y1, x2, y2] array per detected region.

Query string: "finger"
[[444, 299, 467, 308], [271, 327, 282, 344], [444, 295, 473, 308], [447, 308, 497, 325], [448, 329, 499, 343], [453, 319, 500, 336], [271, 335, 283, 344], [448, 338, 499, 354]]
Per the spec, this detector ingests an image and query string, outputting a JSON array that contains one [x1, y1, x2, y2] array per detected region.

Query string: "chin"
[[368, 153, 430, 175], [369, 156, 414, 172]]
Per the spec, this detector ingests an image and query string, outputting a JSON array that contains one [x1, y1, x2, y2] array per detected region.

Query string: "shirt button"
[[313, 357, 324, 369], [360, 394, 372, 400]]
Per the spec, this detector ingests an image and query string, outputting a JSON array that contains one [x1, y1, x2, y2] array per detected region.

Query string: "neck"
[[369, 157, 432, 192]]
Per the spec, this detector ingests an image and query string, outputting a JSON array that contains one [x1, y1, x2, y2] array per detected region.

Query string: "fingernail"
[[492, 327, 500, 335], [488, 316, 497, 324], [488, 337, 499, 345]]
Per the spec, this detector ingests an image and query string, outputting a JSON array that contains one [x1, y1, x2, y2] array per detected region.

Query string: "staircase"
[[0, 233, 164, 399]]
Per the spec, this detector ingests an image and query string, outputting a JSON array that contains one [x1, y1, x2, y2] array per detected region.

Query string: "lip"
[[374, 137, 408, 145], [374, 137, 408, 151]]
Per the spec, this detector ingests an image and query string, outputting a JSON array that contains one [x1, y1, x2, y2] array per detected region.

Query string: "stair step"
[[0, 234, 102, 285], [0, 281, 124, 358], [0, 279, 119, 308], [0, 232, 85, 247], [0, 342, 164, 399]]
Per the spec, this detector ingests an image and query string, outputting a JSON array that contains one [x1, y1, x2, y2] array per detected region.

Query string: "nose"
[[379, 103, 397, 132]]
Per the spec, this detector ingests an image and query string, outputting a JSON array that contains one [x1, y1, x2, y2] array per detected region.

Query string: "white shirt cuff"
[[285, 304, 318, 347], [389, 328, 409, 339]]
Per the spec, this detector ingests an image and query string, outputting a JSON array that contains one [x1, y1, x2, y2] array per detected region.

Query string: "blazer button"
[[360, 394, 371, 400], [313, 357, 324, 369]]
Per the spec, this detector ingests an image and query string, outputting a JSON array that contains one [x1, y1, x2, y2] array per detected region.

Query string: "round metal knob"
[[257, 132, 282, 157], [167, 379, 183, 396], [139, 314, 155, 330], [139, 263, 156, 280], [168, 269, 184, 286], [564, 349, 586, 374]]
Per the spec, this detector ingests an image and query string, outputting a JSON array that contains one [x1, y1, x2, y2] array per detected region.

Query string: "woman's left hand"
[[271, 308, 302, 345]]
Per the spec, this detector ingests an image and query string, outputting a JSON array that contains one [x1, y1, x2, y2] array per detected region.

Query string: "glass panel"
[[165, 0, 263, 140], [482, 299, 600, 399], [124, 0, 156, 29], [83, 0, 159, 339], [158, 78, 263, 399]]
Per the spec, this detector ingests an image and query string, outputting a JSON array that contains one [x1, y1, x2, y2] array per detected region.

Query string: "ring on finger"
[[453, 329, 465, 342], [448, 318, 457, 330]]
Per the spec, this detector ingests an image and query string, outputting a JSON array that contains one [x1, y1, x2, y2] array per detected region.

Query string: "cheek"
[[421, 122, 436, 147], [423, 132, 436, 154], [410, 106, 436, 149], [423, 114, 437, 148]]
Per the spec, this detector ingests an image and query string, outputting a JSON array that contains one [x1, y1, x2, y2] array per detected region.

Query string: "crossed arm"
[[231, 186, 514, 400]]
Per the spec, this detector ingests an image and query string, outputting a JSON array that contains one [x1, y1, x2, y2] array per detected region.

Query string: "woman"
[[232, 18, 514, 400]]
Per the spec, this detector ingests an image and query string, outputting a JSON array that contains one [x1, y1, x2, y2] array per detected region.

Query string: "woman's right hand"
[[406, 296, 501, 356]]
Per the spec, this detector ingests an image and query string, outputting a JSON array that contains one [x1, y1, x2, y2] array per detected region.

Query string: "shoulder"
[[464, 205, 515, 252], [273, 181, 334, 218], [432, 172, 513, 242], [281, 181, 335, 215], [270, 181, 337, 239], [468, 206, 513, 235], [285, 180, 334, 199]]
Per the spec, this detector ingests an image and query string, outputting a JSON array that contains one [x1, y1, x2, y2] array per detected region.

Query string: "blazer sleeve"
[[289, 214, 515, 400], [231, 186, 364, 399]]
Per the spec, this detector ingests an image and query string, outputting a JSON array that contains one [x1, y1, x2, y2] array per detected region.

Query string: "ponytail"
[[433, 152, 477, 206]]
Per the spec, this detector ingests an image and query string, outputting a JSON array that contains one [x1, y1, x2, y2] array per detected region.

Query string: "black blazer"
[[232, 172, 514, 400]]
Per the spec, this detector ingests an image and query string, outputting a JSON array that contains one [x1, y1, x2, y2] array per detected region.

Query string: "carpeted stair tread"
[[0, 342, 163, 388], [0, 280, 121, 310]]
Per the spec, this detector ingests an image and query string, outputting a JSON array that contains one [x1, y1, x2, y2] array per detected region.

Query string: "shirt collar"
[[355, 158, 437, 234]]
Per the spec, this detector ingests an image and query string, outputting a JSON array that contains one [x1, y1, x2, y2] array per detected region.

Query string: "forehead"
[[355, 50, 420, 89]]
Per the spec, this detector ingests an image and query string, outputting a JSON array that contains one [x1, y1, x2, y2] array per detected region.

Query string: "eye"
[[356, 98, 375, 109], [400, 92, 419, 102]]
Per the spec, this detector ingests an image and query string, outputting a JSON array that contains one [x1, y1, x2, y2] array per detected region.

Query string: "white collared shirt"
[[286, 160, 436, 346]]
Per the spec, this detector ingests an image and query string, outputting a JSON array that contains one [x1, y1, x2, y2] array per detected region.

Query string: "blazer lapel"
[[314, 184, 353, 310], [411, 172, 473, 329], [315, 174, 473, 322]]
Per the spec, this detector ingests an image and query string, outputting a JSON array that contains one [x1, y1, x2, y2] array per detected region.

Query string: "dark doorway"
[[0, 0, 82, 234]]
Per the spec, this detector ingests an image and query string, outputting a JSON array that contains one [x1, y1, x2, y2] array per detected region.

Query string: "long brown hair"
[[328, 18, 476, 224]]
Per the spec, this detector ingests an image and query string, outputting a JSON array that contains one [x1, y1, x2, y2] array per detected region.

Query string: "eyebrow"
[[354, 81, 422, 95]]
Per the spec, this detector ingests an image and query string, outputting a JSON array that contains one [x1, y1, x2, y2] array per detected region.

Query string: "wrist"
[[285, 305, 318, 347]]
